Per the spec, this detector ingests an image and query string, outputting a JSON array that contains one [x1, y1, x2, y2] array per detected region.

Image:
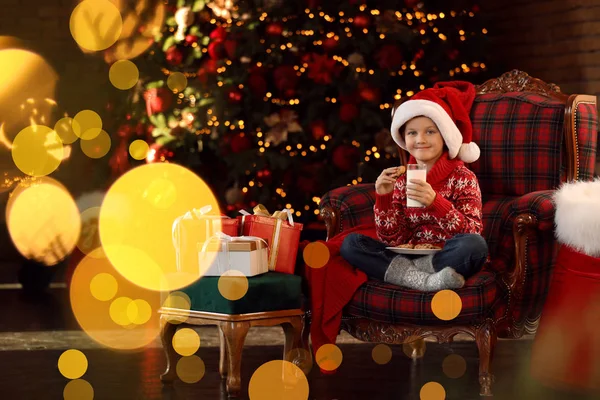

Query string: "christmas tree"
[[106, 0, 490, 224]]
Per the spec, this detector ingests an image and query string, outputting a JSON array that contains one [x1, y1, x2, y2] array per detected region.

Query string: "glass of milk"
[[406, 164, 427, 208]]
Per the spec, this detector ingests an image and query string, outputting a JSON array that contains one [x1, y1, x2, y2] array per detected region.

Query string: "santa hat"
[[390, 81, 480, 163]]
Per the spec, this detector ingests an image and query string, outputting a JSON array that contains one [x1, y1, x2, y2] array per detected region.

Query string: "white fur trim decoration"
[[554, 178, 600, 257], [390, 99, 463, 160], [457, 142, 481, 164]]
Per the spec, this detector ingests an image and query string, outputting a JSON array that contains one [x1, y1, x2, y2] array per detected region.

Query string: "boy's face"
[[404, 116, 444, 166]]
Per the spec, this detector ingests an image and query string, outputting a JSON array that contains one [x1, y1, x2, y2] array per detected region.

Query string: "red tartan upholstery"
[[344, 268, 502, 325]]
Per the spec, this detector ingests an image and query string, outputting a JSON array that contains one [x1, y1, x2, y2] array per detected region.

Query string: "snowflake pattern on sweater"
[[374, 153, 483, 247]]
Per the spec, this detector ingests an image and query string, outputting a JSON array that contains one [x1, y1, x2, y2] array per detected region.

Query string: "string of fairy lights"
[[153, 3, 487, 218]]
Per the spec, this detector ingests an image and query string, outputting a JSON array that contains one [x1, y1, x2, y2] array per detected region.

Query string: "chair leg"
[[408, 338, 426, 360], [282, 315, 312, 375], [220, 321, 250, 398], [160, 315, 179, 383], [475, 320, 497, 397], [218, 325, 228, 379]]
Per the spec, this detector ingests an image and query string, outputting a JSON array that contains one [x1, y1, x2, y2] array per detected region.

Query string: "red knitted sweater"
[[375, 152, 483, 246]]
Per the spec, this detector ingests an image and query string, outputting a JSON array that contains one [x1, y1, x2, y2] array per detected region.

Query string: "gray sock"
[[385, 256, 465, 292], [413, 255, 435, 273]]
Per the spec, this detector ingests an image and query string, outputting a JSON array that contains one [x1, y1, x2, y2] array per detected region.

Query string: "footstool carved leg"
[[221, 321, 250, 397], [160, 315, 179, 383], [283, 316, 312, 375], [218, 325, 228, 379]]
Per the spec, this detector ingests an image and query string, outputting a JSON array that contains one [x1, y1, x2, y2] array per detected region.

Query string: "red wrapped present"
[[237, 205, 303, 274], [172, 206, 239, 272]]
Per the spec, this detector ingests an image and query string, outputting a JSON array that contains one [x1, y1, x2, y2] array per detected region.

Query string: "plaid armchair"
[[319, 70, 598, 396]]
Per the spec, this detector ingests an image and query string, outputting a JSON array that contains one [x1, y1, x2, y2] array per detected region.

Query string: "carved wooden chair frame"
[[319, 70, 596, 396]]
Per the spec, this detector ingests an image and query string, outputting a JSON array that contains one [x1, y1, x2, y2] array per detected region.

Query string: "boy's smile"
[[404, 116, 445, 169]]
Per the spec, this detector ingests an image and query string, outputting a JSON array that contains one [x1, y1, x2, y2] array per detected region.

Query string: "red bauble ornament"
[[310, 120, 326, 140], [322, 37, 338, 53], [197, 59, 219, 84], [266, 22, 284, 36], [209, 26, 228, 41], [230, 133, 252, 153], [353, 14, 370, 29], [339, 103, 358, 123], [227, 88, 243, 103], [208, 41, 226, 60], [358, 83, 380, 103], [307, 0, 320, 8], [405, 0, 420, 8], [223, 39, 237, 59], [332, 144, 359, 172], [248, 73, 267, 96], [375, 44, 403, 70], [274, 65, 299, 94], [165, 46, 184, 65], [184, 35, 199, 44], [143, 87, 173, 116]]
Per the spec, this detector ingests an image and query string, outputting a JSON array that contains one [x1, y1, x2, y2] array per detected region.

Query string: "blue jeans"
[[340, 233, 489, 281]]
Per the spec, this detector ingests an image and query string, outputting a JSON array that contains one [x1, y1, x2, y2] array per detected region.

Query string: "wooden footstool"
[[159, 272, 310, 398]]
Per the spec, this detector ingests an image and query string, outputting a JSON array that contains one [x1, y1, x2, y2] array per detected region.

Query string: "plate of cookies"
[[386, 243, 442, 255]]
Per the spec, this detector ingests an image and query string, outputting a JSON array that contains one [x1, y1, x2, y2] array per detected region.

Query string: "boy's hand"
[[407, 179, 437, 207], [376, 166, 406, 195]]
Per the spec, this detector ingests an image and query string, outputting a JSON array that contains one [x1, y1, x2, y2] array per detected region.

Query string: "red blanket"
[[301, 223, 379, 361]]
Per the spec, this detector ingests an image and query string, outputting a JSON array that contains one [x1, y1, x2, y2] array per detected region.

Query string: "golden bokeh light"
[[54, 117, 80, 145], [218, 270, 249, 301], [442, 354, 467, 379], [167, 72, 188, 92], [162, 291, 192, 324], [80, 129, 111, 159], [70, 0, 123, 51], [302, 241, 330, 269], [372, 344, 392, 365], [176, 355, 205, 384], [63, 379, 94, 400], [315, 344, 343, 371], [11, 125, 63, 177], [127, 299, 152, 325], [109, 60, 139, 90], [109, 296, 134, 326], [0, 39, 58, 136], [98, 163, 221, 291], [431, 290, 462, 321], [420, 381, 446, 400], [6, 177, 80, 266], [172, 327, 201, 356], [73, 110, 102, 140], [248, 360, 309, 400], [129, 139, 149, 160], [103, 0, 166, 62], [77, 207, 103, 256], [58, 349, 88, 379], [90, 273, 118, 301], [70, 248, 161, 350]]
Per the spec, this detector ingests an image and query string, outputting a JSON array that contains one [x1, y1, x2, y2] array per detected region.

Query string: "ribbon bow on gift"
[[240, 204, 295, 226], [199, 232, 269, 275]]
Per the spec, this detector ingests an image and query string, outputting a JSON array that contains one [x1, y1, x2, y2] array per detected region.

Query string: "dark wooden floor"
[[1, 285, 599, 399]]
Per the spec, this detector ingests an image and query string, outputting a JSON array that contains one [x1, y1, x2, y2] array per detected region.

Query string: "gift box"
[[237, 205, 303, 274], [199, 234, 269, 277], [172, 206, 240, 272]]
